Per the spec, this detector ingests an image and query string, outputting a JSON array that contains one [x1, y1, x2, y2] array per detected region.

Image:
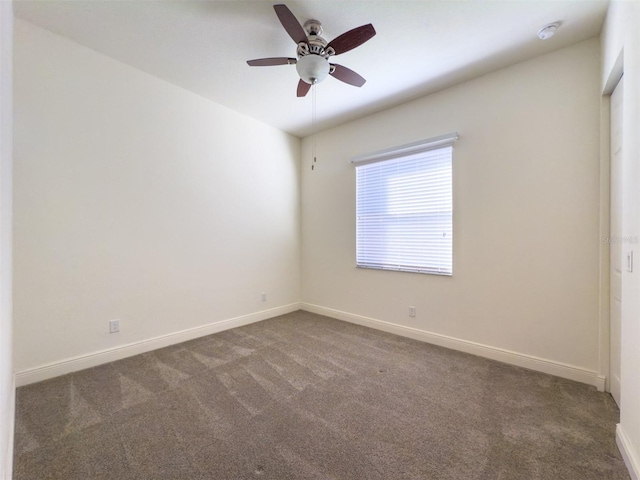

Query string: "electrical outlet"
[[408, 306, 416, 318], [261, 292, 267, 302], [109, 319, 120, 333]]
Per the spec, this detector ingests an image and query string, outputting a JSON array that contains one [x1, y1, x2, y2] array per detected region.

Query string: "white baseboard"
[[15, 303, 301, 387], [617, 424, 640, 480], [302, 303, 606, 391]]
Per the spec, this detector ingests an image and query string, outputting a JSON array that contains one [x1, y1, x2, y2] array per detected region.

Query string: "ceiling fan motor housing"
[[296, 20, 332, 85], [297, 35, 333, 59]]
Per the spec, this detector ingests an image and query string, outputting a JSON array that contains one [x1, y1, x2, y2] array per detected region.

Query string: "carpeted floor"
[[13, 310, 630, 479]]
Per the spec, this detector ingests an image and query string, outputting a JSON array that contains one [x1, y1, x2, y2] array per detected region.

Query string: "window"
[[352, 133, 457, 275]]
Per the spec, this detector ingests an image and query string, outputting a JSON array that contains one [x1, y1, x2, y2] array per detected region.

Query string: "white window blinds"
[[353, 133, 456, 275]]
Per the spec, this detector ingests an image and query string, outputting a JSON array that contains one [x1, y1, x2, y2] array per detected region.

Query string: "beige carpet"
[[13, 310, 629, 479]]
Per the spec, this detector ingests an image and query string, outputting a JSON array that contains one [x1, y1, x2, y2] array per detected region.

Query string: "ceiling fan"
[[247, 4, 376, 97]]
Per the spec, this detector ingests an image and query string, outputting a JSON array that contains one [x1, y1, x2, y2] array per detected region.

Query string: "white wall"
[[0, 1, 14, 477], [602, 2, 640, 478], [302, 39, 603, 387], [13, 20, 301, 381]]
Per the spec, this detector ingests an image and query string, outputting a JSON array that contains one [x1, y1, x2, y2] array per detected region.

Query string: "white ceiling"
[[14, 0, 608, 138]]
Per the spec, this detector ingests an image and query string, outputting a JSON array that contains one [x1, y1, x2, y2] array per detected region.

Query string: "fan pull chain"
[[311, 83, 317, 171]]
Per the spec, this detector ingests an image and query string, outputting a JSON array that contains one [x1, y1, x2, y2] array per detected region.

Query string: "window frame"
[[351, 132, 458, 276]]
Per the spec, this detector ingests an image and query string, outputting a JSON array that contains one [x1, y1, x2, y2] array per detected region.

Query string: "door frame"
[[599, 51, 624, 394]]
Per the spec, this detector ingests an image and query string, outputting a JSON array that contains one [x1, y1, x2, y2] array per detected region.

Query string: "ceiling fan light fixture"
[[296, 54, 330, 85]]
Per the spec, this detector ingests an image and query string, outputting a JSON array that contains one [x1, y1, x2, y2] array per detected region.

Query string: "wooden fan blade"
[[330, 64, 366, 87], [327, 24, 376, 55], [274, 4, 308, 44], [297, 79, 311, 97], [247, 57, 296, 66]]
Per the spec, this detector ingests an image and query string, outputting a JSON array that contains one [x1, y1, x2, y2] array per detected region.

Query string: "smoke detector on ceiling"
[[537, 22, 561, 40]]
